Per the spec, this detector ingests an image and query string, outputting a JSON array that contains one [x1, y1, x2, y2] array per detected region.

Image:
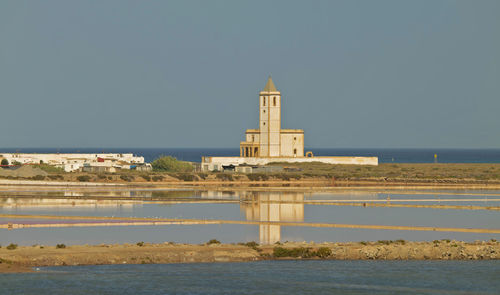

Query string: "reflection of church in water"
[[240, 192, 304, 244]]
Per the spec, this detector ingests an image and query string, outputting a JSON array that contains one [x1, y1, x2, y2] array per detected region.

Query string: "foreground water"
[[1, 260, 499, 294]]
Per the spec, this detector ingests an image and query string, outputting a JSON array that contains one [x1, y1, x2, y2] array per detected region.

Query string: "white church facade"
[[201, 77, 378, 171]]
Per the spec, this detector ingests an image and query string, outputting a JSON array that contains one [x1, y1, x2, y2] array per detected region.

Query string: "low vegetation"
[[140, 174, 151, 181], [207, 239, 221, 245], [6, 243, 18, 250], [33, 164, 65, 173], [119, 174, 134, 182], [215, 173, 233, 181], [76, 175, 91, 182], [8, 161, 500, 185], [272, 246, 332, 258], [266, 162, 500, 181], [238, 241, 260, 251], [377, 240, 406, 245], [47, 174, 63, 180], [56, 244, 66, 249], [151, 156, 193, 172], [151, 175, 164, 182], [172, 173, 196, 181]]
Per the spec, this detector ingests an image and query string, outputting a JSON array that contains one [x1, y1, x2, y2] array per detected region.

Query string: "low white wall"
[[201, 156, 378, 171]]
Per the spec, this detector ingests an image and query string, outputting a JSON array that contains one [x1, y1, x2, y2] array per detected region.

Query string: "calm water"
[[1, 190, 499, 245], [1, 260, 499, 295], [1, 147, 500, 163]]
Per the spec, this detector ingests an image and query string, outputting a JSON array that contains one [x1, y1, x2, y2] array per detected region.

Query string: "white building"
[[0, 153, 145, 172]]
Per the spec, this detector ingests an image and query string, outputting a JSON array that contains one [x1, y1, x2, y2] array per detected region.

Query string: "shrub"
[[197, 173, 208, 180], [273, 247, 290, 257], [140, 174, 151, 181], [6, 243, 18, 250], [151, 156, 193, 172], [315, 247, 332, 258], [244, 241, 259, 248], [56, 244, 66, 249], [242, 241, 259, 251], [207, 239, 221, 245], [174, 173, 196, 181], [246, 174, 260, 181], [247, 173, 270, 181], [77, 175, 91, 182], [395, 239, 406, 245], [32, 175, 45, 180], [273, 247, 314, 258], [47, 175, 63, 180], [120, 174, 134, 182], [152, 175, 164, 182], [97, 174, 108, 180], [1, 159, 8, 166], [359, 241, 368, 246], [137, 242, 144, 247], [377, 240, 392, 245], [215, 173, 233, 181]]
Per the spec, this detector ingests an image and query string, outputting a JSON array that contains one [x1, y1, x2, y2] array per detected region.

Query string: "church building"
[[200, 77, 378, 171], [239, 77, 304, 158]]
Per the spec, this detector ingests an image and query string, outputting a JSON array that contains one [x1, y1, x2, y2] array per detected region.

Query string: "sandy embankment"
[[1, 241, 498, 273]]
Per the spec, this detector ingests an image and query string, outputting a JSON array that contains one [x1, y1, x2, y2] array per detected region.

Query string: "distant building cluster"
[[0, 153, 150, 172]]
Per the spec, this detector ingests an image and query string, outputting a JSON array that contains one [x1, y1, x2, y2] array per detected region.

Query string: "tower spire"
[[263, 76, 277, 92]]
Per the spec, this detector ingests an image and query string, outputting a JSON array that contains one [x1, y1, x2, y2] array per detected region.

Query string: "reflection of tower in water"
[[241, 192, 304, 244]]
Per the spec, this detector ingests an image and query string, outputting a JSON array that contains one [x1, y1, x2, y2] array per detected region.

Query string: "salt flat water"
[[1, 189, 499, 245], [1, 260, 499, 295]]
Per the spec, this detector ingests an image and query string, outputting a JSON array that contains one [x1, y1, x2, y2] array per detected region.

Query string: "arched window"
[[263, 97, 266, 106], [273, 97, 276, 106]]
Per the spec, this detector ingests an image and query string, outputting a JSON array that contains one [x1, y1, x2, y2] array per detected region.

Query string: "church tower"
[[240, 76, 303, 158], [259, 76, 281, 157]]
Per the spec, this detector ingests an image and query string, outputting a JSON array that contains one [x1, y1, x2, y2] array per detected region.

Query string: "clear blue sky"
[[1, 0, 499, 148]]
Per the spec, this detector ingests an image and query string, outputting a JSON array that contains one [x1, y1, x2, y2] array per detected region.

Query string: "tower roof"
[[263, 76, 277, 92]]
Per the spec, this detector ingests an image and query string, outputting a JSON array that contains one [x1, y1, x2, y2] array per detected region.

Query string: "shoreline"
[[1, 240, 498, 273], [2, 178, 500, 191]]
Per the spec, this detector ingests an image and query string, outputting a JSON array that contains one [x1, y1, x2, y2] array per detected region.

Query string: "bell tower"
[[259, 76, 281, 157]]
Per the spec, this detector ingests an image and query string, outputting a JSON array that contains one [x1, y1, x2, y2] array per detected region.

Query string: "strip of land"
[[1, 240, 498, 273], [2, 214, 499, 233], [2, 163, 500, 189]]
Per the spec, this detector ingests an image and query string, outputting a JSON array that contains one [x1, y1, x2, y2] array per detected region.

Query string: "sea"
[[1, 148, 500, 163], [1, 260, 499, 295]]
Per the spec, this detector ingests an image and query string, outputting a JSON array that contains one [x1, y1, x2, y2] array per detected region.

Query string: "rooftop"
[[262, 76, 278, 92]]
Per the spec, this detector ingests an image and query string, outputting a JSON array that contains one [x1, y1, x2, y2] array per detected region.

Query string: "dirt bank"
[[1, 240, 498, 273], [3, 163, 500, 189]]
